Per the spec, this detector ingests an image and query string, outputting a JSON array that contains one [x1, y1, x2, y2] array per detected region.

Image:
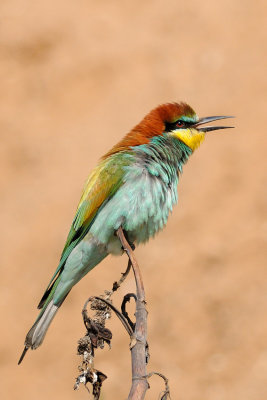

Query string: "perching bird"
[[19, 102, 233, 364]]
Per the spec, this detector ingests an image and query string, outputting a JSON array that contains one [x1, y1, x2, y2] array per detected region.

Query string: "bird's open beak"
[[194, 116, 234, 132]]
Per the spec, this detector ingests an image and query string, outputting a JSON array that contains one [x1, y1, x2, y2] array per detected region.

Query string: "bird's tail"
[[18, 299, 59, 364], [18, 274, 66, 365]]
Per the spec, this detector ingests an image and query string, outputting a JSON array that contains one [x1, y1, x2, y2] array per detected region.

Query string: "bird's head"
[[159, 103, 233, 151], [104, 102, 233, 158]]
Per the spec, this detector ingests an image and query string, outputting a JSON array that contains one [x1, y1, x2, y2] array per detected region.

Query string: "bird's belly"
[[89, 173, 178, 254]]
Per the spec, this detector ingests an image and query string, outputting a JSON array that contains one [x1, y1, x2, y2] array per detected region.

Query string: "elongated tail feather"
[[18, 346, 29, 364], [18, 300, 59, 364], [18, 273, 67, 364], [29, 300, 58, 348]]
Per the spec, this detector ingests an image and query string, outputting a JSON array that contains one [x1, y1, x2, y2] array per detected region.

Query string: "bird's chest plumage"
[[122, 163, 178, 242], [89, 137, 191, 254]]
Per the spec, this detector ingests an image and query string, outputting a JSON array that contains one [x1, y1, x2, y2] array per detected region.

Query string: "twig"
[[74, 260, 134, 398], [111, 260, 132, 293], [94, 296, 133, 336], [146, 372, 171, 400], [116, 227, 149, 400], [121, 293, 137, 331], [75, 229, 171, 399]]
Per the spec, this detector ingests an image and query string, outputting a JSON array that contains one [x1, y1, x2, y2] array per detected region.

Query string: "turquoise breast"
[[89, 135, 192, 254]]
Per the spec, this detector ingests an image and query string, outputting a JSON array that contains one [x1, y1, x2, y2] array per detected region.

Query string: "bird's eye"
[[176, 120, 185, 128]]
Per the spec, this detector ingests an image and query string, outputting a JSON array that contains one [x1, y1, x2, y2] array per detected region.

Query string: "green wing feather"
[[37, 154, 131, 309]]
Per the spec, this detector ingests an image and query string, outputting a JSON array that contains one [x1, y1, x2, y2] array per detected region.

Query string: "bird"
[[18, 102, 233, 364]]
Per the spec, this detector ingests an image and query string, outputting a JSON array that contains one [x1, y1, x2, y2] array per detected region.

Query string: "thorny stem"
[[116, 227, 149, 400]]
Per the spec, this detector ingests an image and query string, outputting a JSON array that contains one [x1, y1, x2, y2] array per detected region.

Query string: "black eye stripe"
[[164, 120, 191, 132]]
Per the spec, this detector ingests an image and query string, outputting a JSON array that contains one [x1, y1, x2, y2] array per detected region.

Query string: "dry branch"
[[74, 227, 171, 400], [116, 227, 149, 400]]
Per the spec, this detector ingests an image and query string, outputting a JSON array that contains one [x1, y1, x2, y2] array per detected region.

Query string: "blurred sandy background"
[[1, 1, 267, 399]]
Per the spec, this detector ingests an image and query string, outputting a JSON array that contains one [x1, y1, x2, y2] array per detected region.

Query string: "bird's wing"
[[38, 154, 131, 309]]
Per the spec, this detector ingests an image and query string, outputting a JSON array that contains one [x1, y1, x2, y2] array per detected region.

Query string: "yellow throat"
[[172, 128, 206, 151]]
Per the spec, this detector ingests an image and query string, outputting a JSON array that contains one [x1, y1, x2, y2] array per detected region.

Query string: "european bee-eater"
[[19, 102, 233, 364]]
